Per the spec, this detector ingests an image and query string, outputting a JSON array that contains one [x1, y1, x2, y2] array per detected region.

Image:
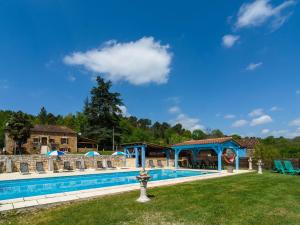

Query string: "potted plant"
[[223, 149, 235, 173]]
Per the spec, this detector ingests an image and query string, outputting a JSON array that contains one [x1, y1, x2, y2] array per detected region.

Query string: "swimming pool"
[[0, 169, 212, 201]]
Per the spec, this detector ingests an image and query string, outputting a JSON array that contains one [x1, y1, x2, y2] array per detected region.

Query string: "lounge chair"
[[106, 160, 116, 169], [96, 161, 106, 170], [283, 160, 300, 175], [19, 162, 30, 175], [157, 160, 164, 168], [76, 160, 85, 171], [148, 160, 155, 168], [178, 161, 183, 168], [63, 161, 74, 172], [36, 161, 46, 174], [273, 160, 286, 174], [53, 163, 60, 173], [0, 161, 4, 173]]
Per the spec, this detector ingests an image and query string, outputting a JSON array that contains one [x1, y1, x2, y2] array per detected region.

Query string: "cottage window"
[[61, 138, 68, 144]]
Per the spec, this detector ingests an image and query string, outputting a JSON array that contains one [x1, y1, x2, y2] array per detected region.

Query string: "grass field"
[[1, 172, 299, 225]]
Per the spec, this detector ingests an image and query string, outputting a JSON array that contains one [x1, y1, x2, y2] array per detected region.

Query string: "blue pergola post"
[[134, 147, 139, 168], [235, 148, 239, 171], [166, 149, 170, 167], [192, 149, 197, 162], [123, 147, 127, 157], [174, 149, 179, 169], [123, 147, 127, 167], [141, 145, 146, 170], [217, 146, 222, 171]]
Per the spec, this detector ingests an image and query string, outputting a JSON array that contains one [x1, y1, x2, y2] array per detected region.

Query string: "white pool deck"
[[0, 168, 252, 212]]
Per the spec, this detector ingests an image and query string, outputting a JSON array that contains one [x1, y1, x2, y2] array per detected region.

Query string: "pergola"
[[121, 137, 246, 171], [121, 142, 171, 169], [171, 137, 246, 171]]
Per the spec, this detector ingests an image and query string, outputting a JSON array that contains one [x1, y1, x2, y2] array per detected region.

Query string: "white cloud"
[[270, 106, 282, 111], [246, 62, 263, 71], [222, 34, 240, 48], [172, 113, 205, 131], [168, 106, 181, 114], [236, 0, 296, 30], [118, 105, 130, 117], [224, 114, 236, 119], [169, 107, 204, 131], [67, 75, 76, 82], [64, 37, 172, 85], [266, 129, 289, 137], [0, 80, 9, 89], [287, 131, 300, 138], [296, 90, 300, 95], [232, 119, 248, 127], [248, 108, 264, 117], [289, 117, 300, 126], [250, 115, 272, 126], [262, 128, 300, 138], [165, 96, 181, 104], [261, 128, 270, 134], [286, 128, 300, 138]]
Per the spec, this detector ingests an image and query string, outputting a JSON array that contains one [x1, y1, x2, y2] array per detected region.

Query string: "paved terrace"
[[0, 168, 252, 212]]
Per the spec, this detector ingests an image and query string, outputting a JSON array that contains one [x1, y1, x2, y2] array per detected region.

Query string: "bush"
[[254, 143, 280, 169]]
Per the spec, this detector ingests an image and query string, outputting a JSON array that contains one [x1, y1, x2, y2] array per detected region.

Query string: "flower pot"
[[227, 165, 234, 173]]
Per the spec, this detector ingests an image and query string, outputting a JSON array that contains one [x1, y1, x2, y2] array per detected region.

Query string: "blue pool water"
[[0, 170, 212, 200]]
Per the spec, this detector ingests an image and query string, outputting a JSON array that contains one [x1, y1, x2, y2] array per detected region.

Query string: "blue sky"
[[0, 0, 300, 138]]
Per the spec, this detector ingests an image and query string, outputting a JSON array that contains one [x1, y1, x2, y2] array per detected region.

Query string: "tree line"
[[1, 76, 300, 158]]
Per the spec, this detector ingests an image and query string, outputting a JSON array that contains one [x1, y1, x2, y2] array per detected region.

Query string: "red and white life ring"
[[223, 152, 235, 164]]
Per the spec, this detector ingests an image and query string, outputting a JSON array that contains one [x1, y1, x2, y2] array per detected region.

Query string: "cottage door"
[[41, 137, 47, 145], [40, 137, 49, 154]]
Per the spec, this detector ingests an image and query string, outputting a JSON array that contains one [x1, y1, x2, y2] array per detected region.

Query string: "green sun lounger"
[[273, 160, 286, 174], [283, 160, 300, 175]]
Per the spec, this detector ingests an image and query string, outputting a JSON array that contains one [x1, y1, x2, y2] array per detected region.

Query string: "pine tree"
[[6, 111, 33, 154], [83, 76, 123, 149], [38, 107, 48, 124]]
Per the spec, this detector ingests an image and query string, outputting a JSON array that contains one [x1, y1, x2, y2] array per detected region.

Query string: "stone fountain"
[[248, 157, 253, 170], [136, 170, 151, 203], [257, 159, 263, 174]]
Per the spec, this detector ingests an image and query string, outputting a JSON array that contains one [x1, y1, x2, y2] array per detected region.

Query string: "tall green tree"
[[209, 129, 224, 138], [0, 110, 14, 148], [192, 129, 207, 140], [6, 111, 33, 154], [254, 143, 280, 169], [83, 76, 123, 149], [37, 107, 48, 124]]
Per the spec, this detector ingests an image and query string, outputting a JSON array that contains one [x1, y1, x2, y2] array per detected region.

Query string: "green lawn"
[[1, 172, 300, 225]]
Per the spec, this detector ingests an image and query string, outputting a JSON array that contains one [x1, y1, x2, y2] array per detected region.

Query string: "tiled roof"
[[121, 142, 171, 150], [236, 138, 259, 149], [172, 137, 234, 147], [31, 125, 76, 134]]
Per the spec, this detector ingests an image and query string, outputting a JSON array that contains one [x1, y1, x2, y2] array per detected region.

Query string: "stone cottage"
[[5, 125, 77, 154]]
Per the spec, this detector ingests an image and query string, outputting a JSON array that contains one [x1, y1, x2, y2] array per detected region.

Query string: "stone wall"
[[5, 132, 77, 155], [125, 157, 174, 168], [0, 154, 125, 173]]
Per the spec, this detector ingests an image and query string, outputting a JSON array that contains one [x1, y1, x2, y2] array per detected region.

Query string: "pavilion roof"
[[171, 137, 235, 147], [236, 138, 259, 149], [121, 142, 171, 151]]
